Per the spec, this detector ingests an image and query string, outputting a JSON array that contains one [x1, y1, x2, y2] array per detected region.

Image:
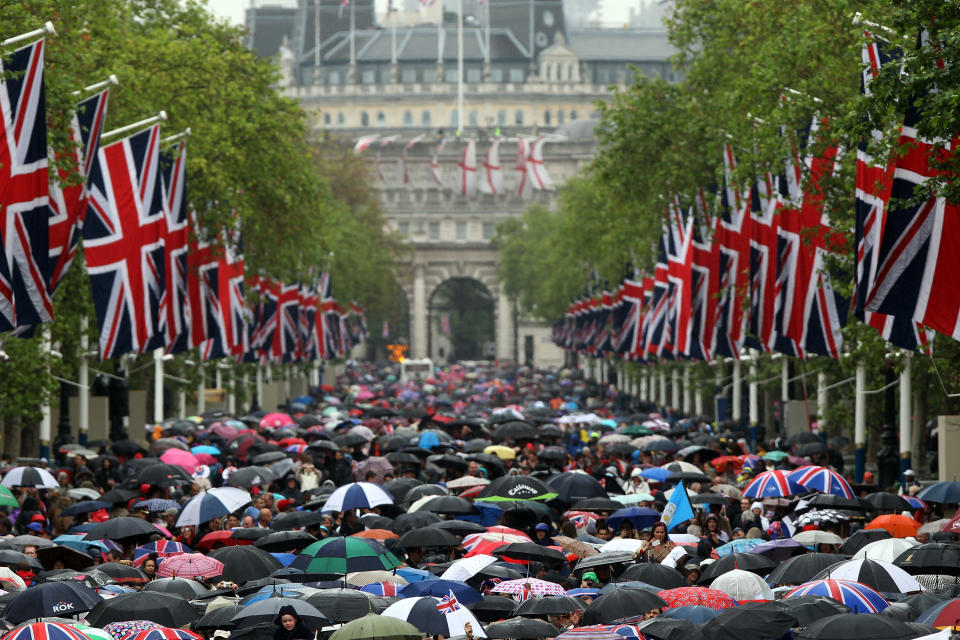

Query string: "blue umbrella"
[[396, 567, 435, 583], [599, 581, 661, 595], [60, 501, 111, 517], [418, 432, 441, 450], [639, 468, 671, 482], [191, 445, 221, 455], [67, 523, 97, 535], [566, 588, 600, 598], [271, 552, 297, 567], [54, 534, 110, 555], [716, 538, 765, 557], [607, 507, 661, 530], [660, 605, 722, 623], [917, 481, 960, 503], [399, 579, 482, 604], [241, 585, 312, 605]]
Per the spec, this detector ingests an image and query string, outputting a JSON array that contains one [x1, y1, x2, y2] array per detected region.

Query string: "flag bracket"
[[71, 74, 118, 97], [2, 22, 55, 47], [101, 110, 167, 140], [162, 128, 191, 145]]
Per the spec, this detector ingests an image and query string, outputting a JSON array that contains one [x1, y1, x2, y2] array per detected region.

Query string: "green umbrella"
[[291, 536, 403, 575], [330, 612, 421, 640], [621, 424, 654, 437], [763, 451, 788, 462], [0, 487, 19, 508]]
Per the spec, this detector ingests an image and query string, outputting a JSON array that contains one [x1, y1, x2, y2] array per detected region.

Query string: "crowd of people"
[[0, 361, 957, 640]]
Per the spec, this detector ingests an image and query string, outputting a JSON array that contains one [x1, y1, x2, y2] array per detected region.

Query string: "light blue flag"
[[661, 480, 695, 531]]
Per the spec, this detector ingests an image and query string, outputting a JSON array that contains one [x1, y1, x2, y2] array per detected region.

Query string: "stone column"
[[496, 288, 514, 361], [412, 264, 428, 359]]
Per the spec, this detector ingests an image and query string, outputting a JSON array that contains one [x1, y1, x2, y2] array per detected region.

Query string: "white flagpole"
[[71, 74, 118, 97], [350, 0, 356, 67], [102, 111, 167, 140], [391, 2, 397, 65], [457, 0, 464, 134], [152, 348, 164, 424], [78, 316, 90, 444], [484, 0, 490, 67], [314, 0, 321, 69], [1, 21, 55, 47]]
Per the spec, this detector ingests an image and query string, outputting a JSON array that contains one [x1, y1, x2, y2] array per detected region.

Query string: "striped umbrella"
[[175, 487, 251, 527], [556, 626, 622, 640], [119, 629, 201, 640], [382, 596, 487, 638], [359, 581, 402, 597], [742, 470, 805, 498], [156, 553, 224, 579], [784, 579, 889, 613], [321, 482, 394, 512], [1, 466, 59, 489], [133, 541, 191, 567], [788, 466, 855, 499], [1, 623, 92, 640], [291, 536, 403, 575]]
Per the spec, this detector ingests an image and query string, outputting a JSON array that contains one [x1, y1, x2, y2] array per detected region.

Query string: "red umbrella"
[[121, 628, 202, 640], [657, 587, 738, 610], [195, 530, 250, 551]]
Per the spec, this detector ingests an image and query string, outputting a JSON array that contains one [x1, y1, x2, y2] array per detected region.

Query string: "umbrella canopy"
[[699, 601, 798, 640], [853, 538, 919, 563], [634, 617, 696, 640], [119, 628, 200, 640], [547, 471, 608, 502], [158, 449, 200, 473], [207, 546, 283, 584], [656, 587, 737, 610], [141, 577, 209, 599], [328, 612, 422, 640], [156, 553, 224, 579], [492, 578, 566, 598], [132, 541, 191, 567], [768, 553, 850, 586], [231, 597, 328, 629], [864, 492, 912, 512], [2, 623, 93, 640], [789, 467, 855, 499], [84, 517, 161, 541], [254, 530, 319, 553], [135, 463, 194, 488], [785, 579, 890, 613], [698, 553, 776, 585], [619, 563, 687, 589], [582, 589, 668, 624], [390, 512, 444, 534], [869, 514, 921, 538], [322, 482, 395, 512], [917, 482, 960, 504], [95, 563, 150, 586], [556, 626, 621, 640], [795, 613, 919, 640], [514, 595, 585, 616], [467, 596, 519, 624], [814, 558, 924, 593], [742, 470, 805, 498], [4, 580, 103, 623], [495, 542, 566, 565], [793, 531, 844, 546], [399, 579, 483, 604], [606, 507, 661, 531], [710, 569, 775, 601], [485, 617, 560, 639], [475, 476, 558, 502], [413, 495, 477, 515], [659, 605, 723, 623], [85, 591, 200, 627], [440, 555, 498, 582], [915, 598, 960, 630], [304, 589, 377, 623], [176, 487, 251, 527], [777, 595, 852, 626], [292, 537, 403, 575], [1, 466, 59, 489], [382, 596, 488, 638], [397, 527, 461, 549], [895, 543, 960, 576]]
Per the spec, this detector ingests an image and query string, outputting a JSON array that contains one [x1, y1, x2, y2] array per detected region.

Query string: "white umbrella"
[[176, 487, 252, 527], [322, 482, 394, 512], [918, 519, 950, 535], [659, 461, 700, 474], [600, 538, 644, 553], [668, 533, 700, 544], [382, 596, 487, 638], [612, 493, 655, 504], [711, 569, 774, 601], [1, 466, 58, 489], [813, 558, 923, 593], [446, 476, 489, 490], [599, 434, 630, 445], [440, 555, 497, 582], [793, 530, 844, 546], [852, 538, 919, 563]]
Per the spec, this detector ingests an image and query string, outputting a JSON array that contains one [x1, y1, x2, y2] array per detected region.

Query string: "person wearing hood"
[[624, 467, 651, 496], [741, 502, 770, 531], [273, 605, 314, 640]]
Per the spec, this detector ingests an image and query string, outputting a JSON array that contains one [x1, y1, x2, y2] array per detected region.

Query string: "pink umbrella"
[[260, 412, 294, 429], [194, 453, 217, 466], [156, 552, 224, 579], [491, 578, 565, 598], [159, 449, 200, 474]]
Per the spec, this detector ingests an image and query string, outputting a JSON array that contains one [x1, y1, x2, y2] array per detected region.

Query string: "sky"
[[203, 0, 638, 28]]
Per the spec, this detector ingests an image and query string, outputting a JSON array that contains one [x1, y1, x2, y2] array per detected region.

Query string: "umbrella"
[[100, 488, 138, 504], [231, 597, 328, 629], [322, 482, 395, 512], [85, 591, 200, 627], [547, 471, 608, 502], [634, 617, 696, 640], [915, 598, 960, 630], [660, 605, 722, 623], [390, 511, 443, 534], [864, 492, 912, 512], [869, 514, 921, 538], [304, 589, 377, 623], [793, 531, 844, 546], [399, 579, 483, 604], [572, 498, 624, 512], [84, 517, 161, 541], [606, 507, 661, 531], [777, 595, 852, 626], [398, 527, 461, 549], [492, 421, 538, 441], [60, 500, 111, 517], [467, 596, 519, 624], [413, 495, 477, 515], [485, 617, 560, 639], [132, 541, 191, 567], [292, 536, 402, 575], [382, 596, 488, 638], [119, 629, 200, 640], [710, 569, 775, 601], [715, 538, 765, 556], [742, 470, 805, 498], [794, 509, 850, 527], [192, 602, 243, 630], [329, 612, 421, 640], [273, 511, 325, 530], [619, 563, 687, 589], [553, 535, 600, 560], [699, 601, 798, 640], [917, 482, 960, 504], [656, 587, 737, 610], [492, 578, 566, 598], [155, 553, 224, 579], [574, 551, 635, 571], [1, 466, 59, 489], [853, 537, 919, 563], [2, 624, 94, 640], [225, 466, 275, 488], [768, 553, 849, 586], [405, 484, 449, 504], [135, 463, 194, 488], [207, 545, 283, 584], [158, 449, 200, 473], [814, 558, 924, 593], [789, 466, 855, 499], [556, 627, 621, 640], [439, 555, 498, 582], [895, 543, 960, 576], [785, 579, 890, 613], [254, 530, 318, 553], [346, 570, 410, 587], [583, 589, 668, 624], [34, 545, 93, 572], [514, 595, 585, 616], [176, 487, 251, 527], [495, 542, 566, 564], [3, 580, 103, 623], [795, 613, 919, 640], [475, 476, 558, 502], [141, 578, 209, 599], [698, 553, 776, 585], [360, 582, 403, 597], [95, 563, 150, 586]]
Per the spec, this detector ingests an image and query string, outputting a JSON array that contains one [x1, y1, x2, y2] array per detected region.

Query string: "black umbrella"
[[254, 530, 319, 552], [768, 553, 849, 586], [777, 595, 852, 626], [236, 577, 293, 595], [467, 596, 520, 623], [699, 553, 776, 585], [0, 549, 42, 572], [485, 617, 560, 639], [94, 562, 150, 585], [335, 433, 369, 448], [547, 471, 608, 502], [404, 484, 449, 504], [428, 454, 468, 470], [386, 452, 421, 466], [838, 528, 892, 555], [193, 603, 243, 630], [797, 442, 830, 456], [606, 442, 639, 458], [583, 589, 669, 624], [644, 439, 679, 453], [474, 563, 524, 581], [513, 595, 584, 616], [231, 597, 328, 629], [142, 577, 210, 599], [635, 617, 697, 640], [434, 519, 485, 536], [383, 478, 423, 502], [889, 592, 950, 621], [60, 501, 111, 517], [690, 493, 731, 505], [226, 466, 276, 488], [492, 421, 538, 441], [666, 472, 712, 484], [36, 545, 93, 571], [84, 517, 159, 541], [112, 439, 147, 457], [272, 511, 326, 531], [476, 475, 557, 502], [135, 463, 194, 488], [800, 494, 870, 512], [416, 495, 477, 515], [619, 563, 687, 589], [4, 580, 103, 623], [796, 613, 918, 640], [42, 569, 102, 589], [494, 542, 566, 564], [538, 447, 569, 463], [700, 601, 798, 640], [895, 542, 960, 576], [464, 453, 508, 475], [390, 511, 443, 534], [864, 492, 912, 512], [252, 451, 287, 465], [304, 588, 375, 623], [574, 551, 635, 572], [99, 488, 138, 504], [397, 527, 460, 548], [571, 497, 623, 512], [209, 545, 283, 584], [231, 527, 271, 542], [815, 558, 923, 593], [85, 591, 200, 627], [309, 439, 341, 453], [360, 514, 395, 530], [787, 432, 822, 446]]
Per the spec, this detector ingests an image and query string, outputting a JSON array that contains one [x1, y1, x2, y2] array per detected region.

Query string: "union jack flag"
[[666, 203, 694, 357], [0, 37, 52, 331], [277, 282, 301, 362], [642, 229, 671, 358], [186, 216, 222, 353], [746, 173, 783, 353], [299, 284, 319, 361], [201, 243, 245, 361], [252, 277, 280, 363], [689, 196, 718, 362], [436, 590, 461, 614], [83, 123, 166, 358], [47, 88, 109, 297], [154, 141, 190, 353], [712, 143, 751, 359]]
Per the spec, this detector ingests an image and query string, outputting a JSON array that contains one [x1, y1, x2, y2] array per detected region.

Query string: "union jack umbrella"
[[155, 552, 224, 579], [132, 540, 191, 567], [1, 624, 91, 640], [359, 581, 401, 597], [436, 591, 461, 614], [784, 578, 889, 614], [741, 470, 805, 498], [788, 465, 855, 499], [381, 596, 487, 638], [656, 586, 737, 610], [119, 629, 201, 640], [491, 578, 565, 598]]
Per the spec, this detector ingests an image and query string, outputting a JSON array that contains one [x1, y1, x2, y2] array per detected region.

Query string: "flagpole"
[[456, 0, 464, 135], [1, 21, 55, 47], [153, 348, 164, 424], [101, 111, 167, 140], [391, 3, 397, 66], [162, 128, 191, 145], [349, 0, 356, 69], [314, 0, 321, 70], [78, 316, 90, 445], [71, 74, 118, 97]]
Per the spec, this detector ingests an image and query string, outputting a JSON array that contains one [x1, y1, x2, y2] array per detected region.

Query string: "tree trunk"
[[4, 417, 21, 461], [20, 420, 38, 458]]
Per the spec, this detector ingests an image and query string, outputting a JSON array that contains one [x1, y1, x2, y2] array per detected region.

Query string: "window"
[[398, 222, 409, 237], [491, 68, 504, 82], [468, 110, 478, 126], [456, 221, 467, 240], [445, 68, 458, 83], [382, 68, 393, 83], [466, 68, 481, 83], [421, 110, 432, 126], [361, 69, 376, 84], [545, 64, 551, 81], [361, 112, 370, 127], [323, 112, 331, 126], [450, 110, 458, 127], [497, 109, 507, 126], [377, 111, 386, 126], [403, 110, 414, 126], [567, 64, 574, 80], [557, 110, 565, 125], [328, 70, 341, 85], [514, 109, 524, 125], [509, 68, 525, 82], [570, 110, 578, 121], [544, 110, 551, 126], [482, 222, 494, 240], [337, 112, 345, 126], [422, 68, 437, 83], [401, 68, 417, 83], [428, 222, 440, 240]]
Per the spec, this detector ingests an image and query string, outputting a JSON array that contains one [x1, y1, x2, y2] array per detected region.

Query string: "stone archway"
[[428, 277, 495, 363]]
